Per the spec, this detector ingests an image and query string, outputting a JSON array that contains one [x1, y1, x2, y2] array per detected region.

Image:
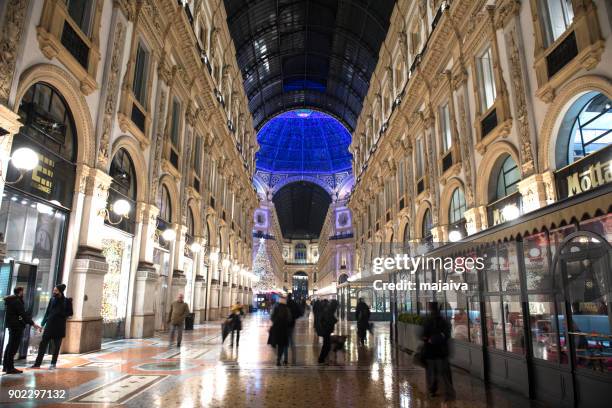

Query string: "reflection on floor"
[[0, 312, 546, 407]]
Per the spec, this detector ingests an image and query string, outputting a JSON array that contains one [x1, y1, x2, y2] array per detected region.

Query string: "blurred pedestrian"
[[317, 300, 338, 364], [268, 296, 292, 366], [287, 293, 303, 362], [228, 301, 244, 346], [422, 302, 455, 400], [355, 298, 371, 346]]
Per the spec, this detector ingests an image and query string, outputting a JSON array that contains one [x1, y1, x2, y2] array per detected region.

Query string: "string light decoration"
[[252, 238, 276, 292]]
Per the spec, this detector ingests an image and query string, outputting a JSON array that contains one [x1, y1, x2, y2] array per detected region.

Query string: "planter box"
[[397, 322, 422, 352]]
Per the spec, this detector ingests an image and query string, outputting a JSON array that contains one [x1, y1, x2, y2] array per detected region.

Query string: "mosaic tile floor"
[[0, 312, 546, 408]]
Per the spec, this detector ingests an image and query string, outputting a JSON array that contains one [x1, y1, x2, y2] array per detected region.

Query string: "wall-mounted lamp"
[[99, 198, 131, 225], [501, 204, 520, 222], [222, 258, 231, 268], [1, 147, 39, 184], [190, 241, 202, 253], [448, 230, 463, 243]]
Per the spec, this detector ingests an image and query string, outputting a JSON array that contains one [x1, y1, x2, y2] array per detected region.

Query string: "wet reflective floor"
[[0, 312, 546, 407]]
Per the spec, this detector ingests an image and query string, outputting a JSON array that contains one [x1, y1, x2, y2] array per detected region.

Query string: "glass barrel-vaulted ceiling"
[[256, 109, 352, 173], [223, 0, 396, 132]]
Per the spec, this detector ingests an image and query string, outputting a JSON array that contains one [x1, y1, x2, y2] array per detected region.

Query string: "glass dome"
[[256, 110, 352, 173]]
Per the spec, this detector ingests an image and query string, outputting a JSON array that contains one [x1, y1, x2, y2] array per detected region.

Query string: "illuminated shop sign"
[[555, 145, 612, 200]]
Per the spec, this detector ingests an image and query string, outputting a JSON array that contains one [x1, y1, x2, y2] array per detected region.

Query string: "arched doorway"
[[549, 230, 611, 407], [0, 82, 78, 357], [292, 271, 309, 302]]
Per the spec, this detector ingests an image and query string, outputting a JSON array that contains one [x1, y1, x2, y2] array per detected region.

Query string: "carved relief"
[[0, 0, 29, 104], [150, 88, 167, 203], [97, 22, 126, 167], [457, 94, 475, 206], [506, 27, 535, 176]]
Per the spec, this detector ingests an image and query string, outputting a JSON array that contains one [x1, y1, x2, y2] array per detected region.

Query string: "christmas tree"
[[252, 238, 277, 292]]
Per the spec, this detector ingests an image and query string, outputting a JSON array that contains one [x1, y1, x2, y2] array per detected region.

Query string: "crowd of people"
[[3, 285, 456, 401]]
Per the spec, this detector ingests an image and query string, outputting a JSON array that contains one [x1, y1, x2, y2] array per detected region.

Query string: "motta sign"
[[566, 160, 612, 197], [555, 146, 612, 199]]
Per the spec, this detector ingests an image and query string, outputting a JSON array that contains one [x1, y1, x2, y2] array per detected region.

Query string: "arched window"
[[294, 243, 307, 261], [422, 209, 432, 240], [13, 82, 77, 208], [449, 187, 467, 224], [567, 93, 612, 164], [158, 185, 172, 223], [495, 155, 520, 200], [107, 148, 137, 233]]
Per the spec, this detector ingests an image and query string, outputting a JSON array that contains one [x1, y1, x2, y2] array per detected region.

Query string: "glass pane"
[[483, 246, 500, 292], [485, 296, 504, 350], [503, 295, 525, 354], [67, 0, 94, 35], [133, 43, 148, 105], [448, 289, 469, 342], [529, 294, 564, 362], [478, 47, 497, 111], [564, 242, 612, 372], [469, 295, 482, 344], [523, 232, 552, 290], [441, 104, 452, 151], [499, 241, 521, 292], [579, 214, 612, 244]]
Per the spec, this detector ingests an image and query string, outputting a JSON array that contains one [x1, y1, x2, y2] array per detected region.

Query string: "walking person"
[[317, 300, 338, 364], [167, 293, 190, 347], [422, 302, 455, 400], [355, 298, 371, 346], [31, 284, 72, 370], [3, 287, 41, 374], [286, 293, 303, 362], [268, 295, 292, 366], [228, 301, 244, 346]]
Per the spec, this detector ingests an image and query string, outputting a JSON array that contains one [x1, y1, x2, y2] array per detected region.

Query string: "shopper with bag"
[[422, 302, 455, 400]]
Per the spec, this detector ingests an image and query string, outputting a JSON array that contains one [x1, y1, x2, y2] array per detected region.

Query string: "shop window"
[[469, 295, 482, 345], [579, 213, 612, 243], [485, 296, 505, 351], [528, 294, 568, 363], [477, 46, 497, 112], [566, 93, 611, 164], [449, 187, 466, 225], [523, 232, 552, 291], [106, 149, 136, 234], [132, 42, 150, 107], [483, 245, 500, 292], [503, 295, 525, 354], [495, 155, 520, 199], [14, 83, 77, 208], [538, 0, 574, 47], [498, 241, 521, 292]]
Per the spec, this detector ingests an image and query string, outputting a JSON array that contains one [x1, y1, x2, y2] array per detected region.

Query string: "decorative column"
[[170, 224, 188, 300], [63, 166, 111, 353], [464, 206, 488, 236], [430, 225, 448, 243], [517, 171, 556, 213], [193, 276, 205, 323], [131, 263, 158, 338], [0, 106, 22, 199]]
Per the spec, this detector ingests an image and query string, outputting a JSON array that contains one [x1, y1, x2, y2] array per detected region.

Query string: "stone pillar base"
[[208, 308, 219, 320], [131, 314, 155, 338], [63, 318, 103, 353], [221, 307, 229, 318], [194, 310, 203, 324]]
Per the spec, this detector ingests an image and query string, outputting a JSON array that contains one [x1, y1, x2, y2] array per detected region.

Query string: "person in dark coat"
[[355, 298, 371, 346], [268, 296, 292, 366], [286, 293, 303, 362], [31, 284, 73, 370], [317, 300, 338, 364], [2, 287, 41, 374], [422, 302, 455, 400], [228, 301, 244, 346]]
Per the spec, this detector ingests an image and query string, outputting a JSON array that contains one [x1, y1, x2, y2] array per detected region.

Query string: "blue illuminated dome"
[[256, 110, 352, 173]]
